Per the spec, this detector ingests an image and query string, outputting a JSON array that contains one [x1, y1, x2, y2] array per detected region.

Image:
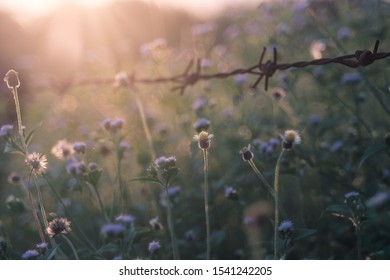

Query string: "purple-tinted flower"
[[234, 74, 247, 85], [338, 27, 351, 40], [278, 220, 294, 231], [184, 230, 195, 241], [225, 186, 239, 200], [115, 214, 135, 225], [192, 97, 207, 111], [66, 161, 86, 176], [22, 249, 39, 260], [148, 240, 160, 253], [72, 142, 86, 154], [268, 137, 280, 147], [192, 22, 215, 35], [88, 162, 98, 171], [330, 140, 343, 153], [113, 255, 123, 260], [100, 223, 126, 237], [307, 115, 321, 125], [165, 186, 181, 197], [193, 118, 210, 133], [341, 72, 362, 84], [36, 242, 48, 250], [0, 124, 13, 137], [366, 192, 390, 208], [345, 191, 359, 199], [200, 58, 212, 68]]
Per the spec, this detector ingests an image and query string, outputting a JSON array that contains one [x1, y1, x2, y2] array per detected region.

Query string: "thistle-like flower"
[[51, 140, 75, 160], [100, 223, 126, 237], [278, 220, 294, 239], [281, 130, 301, 150], [194, 131, 214, 150], [26, 152, 48, 174], [0, 124, 13, 137], [240, 144, 254, 161], [148, 240, 161, 253], [46, 218, 71, 237], [22, 249, 39, 260]]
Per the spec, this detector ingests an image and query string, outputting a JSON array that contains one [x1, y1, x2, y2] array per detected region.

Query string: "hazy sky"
[[0, 0, 263, 21]]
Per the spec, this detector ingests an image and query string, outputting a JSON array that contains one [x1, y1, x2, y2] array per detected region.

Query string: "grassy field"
[[0, 0, 390, 260]]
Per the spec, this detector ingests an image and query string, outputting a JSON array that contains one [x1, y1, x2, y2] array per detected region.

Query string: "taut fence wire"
[[42, 40, 389, 94]]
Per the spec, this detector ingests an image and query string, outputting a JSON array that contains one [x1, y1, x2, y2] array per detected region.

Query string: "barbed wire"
[[46, 40, 389, 94]]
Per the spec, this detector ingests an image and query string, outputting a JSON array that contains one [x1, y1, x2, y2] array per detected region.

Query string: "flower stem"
[[62, 235, 79, 260], [165, 184, 180, 260], [87, 182, 110, 223], [27, 171, 46, 244], [274, 149, 285, 260], [11, 86, 23, 138], [247, 159, 288, 220], [202, 149, 211, 260], [43, 174, 97, 252]]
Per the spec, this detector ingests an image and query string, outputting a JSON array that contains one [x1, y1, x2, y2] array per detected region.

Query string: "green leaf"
[[294, 228, 317, 241], [44, 245, 59, 260], [128, 177, 162, 185], [25, 121, 43, 146], [359, 141, 388, 167], [325, 204, 354, 219]]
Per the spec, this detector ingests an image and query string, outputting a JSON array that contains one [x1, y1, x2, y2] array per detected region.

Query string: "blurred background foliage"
[[0, 0, 390, 259]]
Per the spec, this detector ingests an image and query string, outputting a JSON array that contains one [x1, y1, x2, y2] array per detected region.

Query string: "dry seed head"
[[194, 131, 214, 150], [3, 69, 20, 89], [282, 130, 301, 150], [26, 152, 48, 174]]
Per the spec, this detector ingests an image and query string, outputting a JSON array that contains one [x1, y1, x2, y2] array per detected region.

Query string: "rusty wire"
[[45, 40, 389, 94]]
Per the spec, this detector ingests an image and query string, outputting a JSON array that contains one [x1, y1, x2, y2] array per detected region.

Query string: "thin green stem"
[[87, 182, 110, 223], [133, 91, 157, 160], [203, 149, 211, 260], [164, 184, 180, 260], [356, 224, 362, 260], [43, 174, 97, 252], [33, 175, 49, 229], [27, 171, 46, 243], [11, 87, 23, 138], [247, 160, 288, 220], [62, 235, 79, 260], [274, 149, 285, 260]]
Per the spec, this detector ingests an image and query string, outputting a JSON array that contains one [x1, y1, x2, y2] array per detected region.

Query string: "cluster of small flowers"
[[51, 139, 87, 161], [101, 118, 125, 134], [21, 242, 48, 260], [148, 156, 179, 184], [253, 137, 281, 154]]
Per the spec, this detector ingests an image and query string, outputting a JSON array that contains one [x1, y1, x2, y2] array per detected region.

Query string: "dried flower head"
[[194, 131, 214, 150], [7, 172, 21, 184], [4, 69, 20, 89], [240, 144, 254, 161], [148, 240, 161, 253], [26, 152, 48, 174], [269, 87, 286, 101], [114, 72, 130, 88], [149, 217, 163, 231], [281, 130, 301, 150], [46, 218, 71, 237], [51, 140, 75, 160]]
